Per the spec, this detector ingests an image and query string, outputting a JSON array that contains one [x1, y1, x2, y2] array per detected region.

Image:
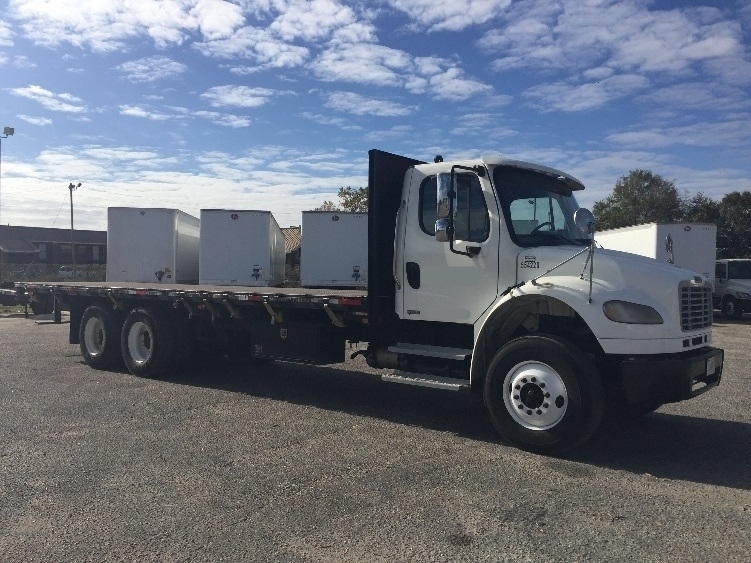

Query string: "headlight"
[[735, 292, 751, 300], [603, 300, 664, 324]]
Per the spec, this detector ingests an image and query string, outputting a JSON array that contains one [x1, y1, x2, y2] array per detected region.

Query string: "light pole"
[[68, 182, 81, 267], [0, 126, 14, 225]]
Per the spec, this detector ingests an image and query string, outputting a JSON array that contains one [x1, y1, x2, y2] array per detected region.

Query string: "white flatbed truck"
[[15, 149, 723, 453]]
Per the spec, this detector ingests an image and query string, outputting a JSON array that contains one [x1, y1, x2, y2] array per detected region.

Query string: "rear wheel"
[[722, 296, 742, 319], [121, 307, 176, 377], [79, 305, 124, 369], [484, 335, 604, 453]]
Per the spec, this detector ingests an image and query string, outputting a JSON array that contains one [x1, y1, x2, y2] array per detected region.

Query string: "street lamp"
[[68, 182, 81, 267], [0, 126, 14, 225]]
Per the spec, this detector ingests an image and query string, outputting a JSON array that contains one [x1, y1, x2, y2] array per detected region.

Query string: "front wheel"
[[722, 296, 742, 319], [120, 307, 176, 377], [484, 335, 604, 453]]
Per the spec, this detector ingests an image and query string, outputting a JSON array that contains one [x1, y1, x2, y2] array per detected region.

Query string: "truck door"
[[398, 169, 501, 324]]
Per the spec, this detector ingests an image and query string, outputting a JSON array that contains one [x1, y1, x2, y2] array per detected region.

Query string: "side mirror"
[[436, 173, 452, 219], [435, 218, 450, 242], [573, 208, 595, 235]]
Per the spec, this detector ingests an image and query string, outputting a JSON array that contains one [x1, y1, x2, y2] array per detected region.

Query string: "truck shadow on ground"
[[157, 356, 750, 492]]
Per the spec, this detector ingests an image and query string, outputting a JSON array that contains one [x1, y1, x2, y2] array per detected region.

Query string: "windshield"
[[728, 261, 751, 280], [493, 165, 589, 247]]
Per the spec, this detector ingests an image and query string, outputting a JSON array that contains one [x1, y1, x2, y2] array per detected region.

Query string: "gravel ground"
[[0, 313, 749, 562]]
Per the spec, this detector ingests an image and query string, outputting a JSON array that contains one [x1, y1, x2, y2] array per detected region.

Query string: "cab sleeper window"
[[419, 173, 489, 242]]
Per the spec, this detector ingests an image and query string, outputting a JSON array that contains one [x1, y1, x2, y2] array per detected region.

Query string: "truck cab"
[[714, 259, 751, 319], [368, 150, 722, 452]]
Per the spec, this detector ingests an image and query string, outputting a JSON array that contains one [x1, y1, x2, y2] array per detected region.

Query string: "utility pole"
[[0, 126, 14, 226], [69, 182, 81, 267]]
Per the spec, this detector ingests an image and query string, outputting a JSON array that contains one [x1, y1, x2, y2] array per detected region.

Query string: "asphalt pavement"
[[0, 313, 749, 562]]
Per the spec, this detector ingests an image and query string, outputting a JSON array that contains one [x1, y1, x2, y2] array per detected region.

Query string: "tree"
[[314, 186, 368, 212], [717, 191, 751, 258], [592, 170, 684, 230], [315, 200, 338, 211], [684, 193, 721, 224]]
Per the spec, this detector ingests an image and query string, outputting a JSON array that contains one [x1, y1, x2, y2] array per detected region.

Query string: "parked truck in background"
[[714, 259, 751, 319], [594, 222, 716, 281], [14, 149, 723, 453]]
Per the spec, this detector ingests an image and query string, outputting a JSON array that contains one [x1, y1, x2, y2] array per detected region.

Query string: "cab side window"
[[419, 173, 489, 242]]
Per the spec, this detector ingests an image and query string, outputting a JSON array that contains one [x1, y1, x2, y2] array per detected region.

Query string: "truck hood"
[[516, 246, 700, 290], [514, 246, 709, 338]]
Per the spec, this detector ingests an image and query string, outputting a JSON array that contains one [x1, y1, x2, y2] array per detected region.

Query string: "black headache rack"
[[367, 149, 425, 329]]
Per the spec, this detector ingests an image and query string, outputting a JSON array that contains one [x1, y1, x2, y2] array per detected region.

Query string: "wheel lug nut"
[[531, 377, 536, 382], [543, 403, 549, 409], [544, 392, 550, 398], [521, 378, 527, 383], [518, 404, 524, 410], [513, 395, 519, 400], [515, 384, 521, 390], [526, 410, 532, 415], [536, 410, 542, 415], [539, 383, 545, 388]]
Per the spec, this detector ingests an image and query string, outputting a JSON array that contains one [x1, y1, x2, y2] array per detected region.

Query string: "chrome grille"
[[680, 283, 712, 331]]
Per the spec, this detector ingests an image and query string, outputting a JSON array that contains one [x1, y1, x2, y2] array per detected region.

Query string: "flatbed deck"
[[14, 281, 370, 325]]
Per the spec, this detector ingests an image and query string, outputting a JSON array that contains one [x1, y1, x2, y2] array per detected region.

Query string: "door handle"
[[406, 262, 420, 289]]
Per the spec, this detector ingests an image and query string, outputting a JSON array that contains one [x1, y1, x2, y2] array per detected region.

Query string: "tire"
[[79, 305, 124, 370], [722, 296, 742, 319], [483, 335, 605, 454], [120, 307, 176, 377]]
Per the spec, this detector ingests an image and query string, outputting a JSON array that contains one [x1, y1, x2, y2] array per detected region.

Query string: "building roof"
[[282, 226, 301, 254], [0, 225, 107, 253]]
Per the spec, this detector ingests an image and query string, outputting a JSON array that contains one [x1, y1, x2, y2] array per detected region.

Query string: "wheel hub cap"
[[504, 361, 569, 430]]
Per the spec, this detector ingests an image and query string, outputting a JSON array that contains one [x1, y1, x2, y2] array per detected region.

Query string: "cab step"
[[387, 343, 472, 360], [381, 371, 470, 391]]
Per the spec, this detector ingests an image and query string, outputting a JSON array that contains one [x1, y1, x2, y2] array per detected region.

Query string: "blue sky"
[[1, 0, 750, 230]]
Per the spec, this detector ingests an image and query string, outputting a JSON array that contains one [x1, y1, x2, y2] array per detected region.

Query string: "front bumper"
[[617, 347, 723, 405]]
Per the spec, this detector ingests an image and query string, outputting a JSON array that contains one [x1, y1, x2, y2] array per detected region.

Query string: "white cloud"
[[119, 105, 174, 121], [524, 74, 650, 112], [325, 92, 415, 117], [607, 119, 751, 149], [200, 85, 277, 108], [388, 0, 512, 31], [480, 0, 747, 82], [0, 20, 13, 46], [300, 112, 363, 131], [117, 56, 188, 82], [313, 43, 410, 86], [8, 0, 245, 51], [637, 83, 751, 113], [314, 46, 492, 101], [419, 66, 493, 101], [194, 25, 310, 69], [11, 84, 86, 112], [18, 114, 53, 126], [172, 107, 252, 128], [269, 0, 357, 42]]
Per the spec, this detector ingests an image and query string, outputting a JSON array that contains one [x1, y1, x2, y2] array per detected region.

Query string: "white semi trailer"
[[16, 150, 723, 453], [595, 222, 716, 280]]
